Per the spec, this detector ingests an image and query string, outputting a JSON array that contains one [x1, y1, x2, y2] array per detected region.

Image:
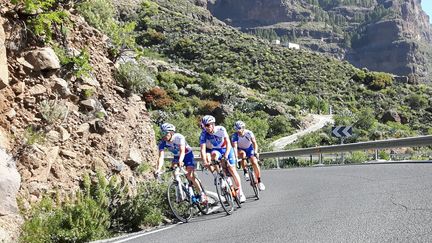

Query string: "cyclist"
[[231, 121, 265, 191], [155, 123, 206, 202], [200, 115, 246, 203]]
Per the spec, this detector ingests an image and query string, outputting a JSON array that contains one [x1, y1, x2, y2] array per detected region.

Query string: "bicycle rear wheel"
[[215, 175, 234, 215], [167, 180, 193, 223], [249, 168, 260, 200]]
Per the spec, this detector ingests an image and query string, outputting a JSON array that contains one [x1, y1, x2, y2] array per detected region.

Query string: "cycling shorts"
[[211, 148, 236, 167], [173, 152, 195, 168], [239, 145, 256, 159]]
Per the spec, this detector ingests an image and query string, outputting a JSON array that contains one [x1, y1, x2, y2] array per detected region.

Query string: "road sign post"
[[332, 126, 352, 164]]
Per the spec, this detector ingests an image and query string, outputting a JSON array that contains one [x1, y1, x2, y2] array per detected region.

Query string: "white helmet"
[[160, 123, 175, 133], [234, 121, 245, 131], [201, 115, 216, 125]]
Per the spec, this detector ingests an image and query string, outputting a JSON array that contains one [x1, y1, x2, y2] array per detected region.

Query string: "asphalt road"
[[108, 164, 432, 242]]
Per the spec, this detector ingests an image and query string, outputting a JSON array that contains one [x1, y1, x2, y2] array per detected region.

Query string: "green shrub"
[[406, 94, 427, 110], [24, 126, 45, 145], [346, 151, 369, 163], [53, 46, 93, 78], [268, 115, 294, 138], [379, 150, 390, 160], [77, 0, 116, 31], [115, 61, 155, 95], [364, 72, 393, 90], [77, 0, 139, 60], [39, 99, 68, 125], [21, 172, 170, 242], [12, 0, 69, 42]]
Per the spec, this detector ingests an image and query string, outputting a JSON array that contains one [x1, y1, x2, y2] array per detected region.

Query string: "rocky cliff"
[[0, 2, 158, 241], [207, 0, 432, 82]]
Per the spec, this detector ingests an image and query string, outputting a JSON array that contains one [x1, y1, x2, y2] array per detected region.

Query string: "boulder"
[[53, 77, 71, 98], [23, 47, 60, 71], [126, 147, 142, 168], [0, 17, 8, 89], [0, 148, 21, 216], [29, 84, 47, 96], [381, 110, 401, 123]]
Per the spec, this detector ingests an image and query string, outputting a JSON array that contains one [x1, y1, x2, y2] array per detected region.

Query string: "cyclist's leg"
[[225, 149, 243, 194], [184, 153, 203, 193], [245, 146, 260, 183], [238, 150, 248, 173]]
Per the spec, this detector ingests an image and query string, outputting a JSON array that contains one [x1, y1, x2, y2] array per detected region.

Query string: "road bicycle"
[[242, 157, 260, 200], [211, 158, 241, 215], [159, 167, 209, 223]]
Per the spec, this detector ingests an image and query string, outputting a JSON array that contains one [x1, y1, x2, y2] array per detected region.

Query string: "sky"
[[422, 1, 432, 23]]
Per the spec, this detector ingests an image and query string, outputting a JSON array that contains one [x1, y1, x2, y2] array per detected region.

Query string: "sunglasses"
[[161, 131, 169, 136], [204, 124, 212, 127]]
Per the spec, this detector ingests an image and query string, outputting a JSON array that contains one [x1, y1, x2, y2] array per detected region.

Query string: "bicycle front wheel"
[[215, 175, 234, 215], [167, 180, 193, 223], [249, 169, 260, 200]]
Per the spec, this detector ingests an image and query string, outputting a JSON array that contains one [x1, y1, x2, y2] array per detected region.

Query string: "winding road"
[[103, 163, 432, 243], [270, 114, 334, 151]]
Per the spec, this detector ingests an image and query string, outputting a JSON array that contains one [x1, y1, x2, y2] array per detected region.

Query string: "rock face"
[[0, 17, 8, 88], [207, 0, 432, 81], [0, 148, 20, 216]]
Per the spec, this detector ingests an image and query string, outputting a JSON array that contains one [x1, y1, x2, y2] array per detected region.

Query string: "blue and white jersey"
[[159, 133, 192, 156], [231, 129, 255, 149], [199, 125, 229, 149]]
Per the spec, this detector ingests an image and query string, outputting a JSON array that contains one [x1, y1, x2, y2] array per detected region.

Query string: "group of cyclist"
[[155, 115, 265, 205]]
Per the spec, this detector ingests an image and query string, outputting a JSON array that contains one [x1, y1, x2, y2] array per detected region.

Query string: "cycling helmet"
[[160, 123, 175, 133], [234, 120, 245, 131], [201, 115, 216, 125]]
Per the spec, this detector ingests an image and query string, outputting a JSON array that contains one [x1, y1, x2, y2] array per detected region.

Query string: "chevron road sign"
[[332, 126, 352, 137]]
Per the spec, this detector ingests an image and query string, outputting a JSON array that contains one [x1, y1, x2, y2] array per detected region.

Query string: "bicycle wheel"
[[232, 185, 242, 208], [215, 175, 234, 215], [249, 168, 260, 200], [195, 177, 209, 215], [167, 180, 193, 223]]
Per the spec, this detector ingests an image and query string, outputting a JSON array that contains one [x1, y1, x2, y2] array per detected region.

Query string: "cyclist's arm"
[[178, 145, 186, 167], [233, 141, 239, 161], [200, 143, 208, 165], [156, 150, 165, 173], [252, 137, 259, 157], [223, 136, 231, 160]]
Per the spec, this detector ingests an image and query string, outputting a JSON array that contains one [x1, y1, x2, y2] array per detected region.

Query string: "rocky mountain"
[[0, 1, 158, 240], [207, 0, 432, 82]]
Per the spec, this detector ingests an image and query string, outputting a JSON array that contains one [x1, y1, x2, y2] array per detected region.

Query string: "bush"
[[268, 115, 294, 138], [365, 72, 393, 90], [77, 0, 139, 60], [21, 172, 170, 242], [144, 87, 174, 110], [24, 126, 45, 145], [53, 46, 93, 78], [346, 151, 369, 163], [379, 150, 390, 160], [39, 99, 68, 125], [115, 61, 155, 95], [11, 0, 69, 42]]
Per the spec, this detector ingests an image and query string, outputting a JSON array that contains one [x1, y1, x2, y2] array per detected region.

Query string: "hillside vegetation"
[[131, 0, 432, 148]]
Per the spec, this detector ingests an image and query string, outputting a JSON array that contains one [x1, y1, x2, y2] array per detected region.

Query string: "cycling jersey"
[[159, 133, 192, 156], [159, 133, 195, 167], [231, 129, 255, 149], [200, 126, 236, 166], [199, 126, 229, 149]]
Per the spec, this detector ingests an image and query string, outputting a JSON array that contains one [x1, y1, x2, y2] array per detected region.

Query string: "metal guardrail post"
[[318, 153, 323, 166], [276, 157, 280, 169]]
